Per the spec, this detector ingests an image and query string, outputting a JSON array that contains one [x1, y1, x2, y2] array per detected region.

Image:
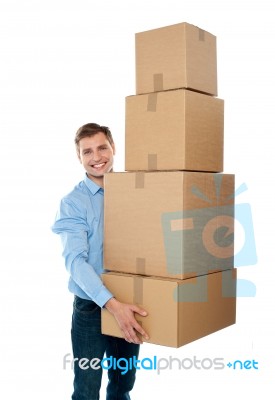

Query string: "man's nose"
[[92, 150, 101, 161]]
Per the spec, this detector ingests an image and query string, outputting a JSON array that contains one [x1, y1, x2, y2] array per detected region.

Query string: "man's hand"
[[105, 298, 149, 344]]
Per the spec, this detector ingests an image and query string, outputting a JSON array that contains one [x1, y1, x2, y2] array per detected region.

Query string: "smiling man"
[[52, 123, 148, 400]]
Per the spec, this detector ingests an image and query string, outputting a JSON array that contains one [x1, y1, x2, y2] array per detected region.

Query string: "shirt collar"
[[84, 174, 104, 195]]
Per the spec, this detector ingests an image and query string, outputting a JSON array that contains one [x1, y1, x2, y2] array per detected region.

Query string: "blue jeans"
[[71, 296, 140, 400]]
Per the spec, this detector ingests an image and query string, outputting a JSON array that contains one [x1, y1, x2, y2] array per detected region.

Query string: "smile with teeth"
[[92, 162, 106, 169]]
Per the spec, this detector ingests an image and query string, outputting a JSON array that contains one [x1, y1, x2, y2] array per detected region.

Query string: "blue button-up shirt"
[[51, 174, 113, 307]]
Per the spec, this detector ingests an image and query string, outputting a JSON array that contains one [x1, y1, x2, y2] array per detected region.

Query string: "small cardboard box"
[[136, 22, 217, 96], [125, 89, 224, 172], [101, 269, 237, 348], [104, 171, 235, 279]]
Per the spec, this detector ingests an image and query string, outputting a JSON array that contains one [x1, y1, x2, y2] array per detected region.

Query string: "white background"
[[0, 0, 274, 398]]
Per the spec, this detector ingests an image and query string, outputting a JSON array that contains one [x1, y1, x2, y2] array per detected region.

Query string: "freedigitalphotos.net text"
[[63, 354, 258, 375]]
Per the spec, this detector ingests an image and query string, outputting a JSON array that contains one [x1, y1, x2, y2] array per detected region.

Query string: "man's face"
[[77, 132, 115, 182]]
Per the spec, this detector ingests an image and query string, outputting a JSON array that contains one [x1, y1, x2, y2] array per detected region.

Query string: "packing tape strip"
[[148, 154, 157, 170], [135, 172, 145, 189], [133, 273, 145, 339], [153, 73, 163, 91], [147, 93, 158, 112], [133, 275, 143, 305], [136, 257, 146, 275], [199, 28, 205, 41]]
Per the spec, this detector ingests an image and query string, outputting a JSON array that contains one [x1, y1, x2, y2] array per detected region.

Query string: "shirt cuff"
[[93, 286, 114, 308]]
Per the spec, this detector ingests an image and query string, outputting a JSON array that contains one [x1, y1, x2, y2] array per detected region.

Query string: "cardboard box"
[[125, 89, 224, 172], [136, 22, 217, 96], [104, 171, 235, 279], [101, 269, 237, 348]]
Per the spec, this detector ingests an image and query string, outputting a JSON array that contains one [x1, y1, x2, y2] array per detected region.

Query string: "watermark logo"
[[161, 175, 257, 297], [162, 204, 234, 275], [63, 354, 259, 375]]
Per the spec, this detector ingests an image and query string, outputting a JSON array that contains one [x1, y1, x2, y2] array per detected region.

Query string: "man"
[[52, 123, 149, 400]]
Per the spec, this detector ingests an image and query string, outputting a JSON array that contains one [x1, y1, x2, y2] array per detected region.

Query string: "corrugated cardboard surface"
[[101, 269, 237, 348], [135, 22, 217, 96], [125, 89, 224, 172], [104, 171, 235, 279]]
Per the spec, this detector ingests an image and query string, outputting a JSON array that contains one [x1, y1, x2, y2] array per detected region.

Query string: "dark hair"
[[75, 123, 114, 151]]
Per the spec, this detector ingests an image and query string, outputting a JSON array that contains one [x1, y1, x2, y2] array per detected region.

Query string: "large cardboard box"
[[125, 89, 224, 172], [136, 22, 217, 96], [104, 171, 235, 279], [101, 269, 237, 348]]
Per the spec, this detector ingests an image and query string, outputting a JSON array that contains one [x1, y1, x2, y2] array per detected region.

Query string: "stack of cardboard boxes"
[[101, 22, 237, 348]]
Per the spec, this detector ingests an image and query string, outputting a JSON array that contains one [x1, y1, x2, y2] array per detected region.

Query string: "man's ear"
[[111, 143, 116, 155]]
